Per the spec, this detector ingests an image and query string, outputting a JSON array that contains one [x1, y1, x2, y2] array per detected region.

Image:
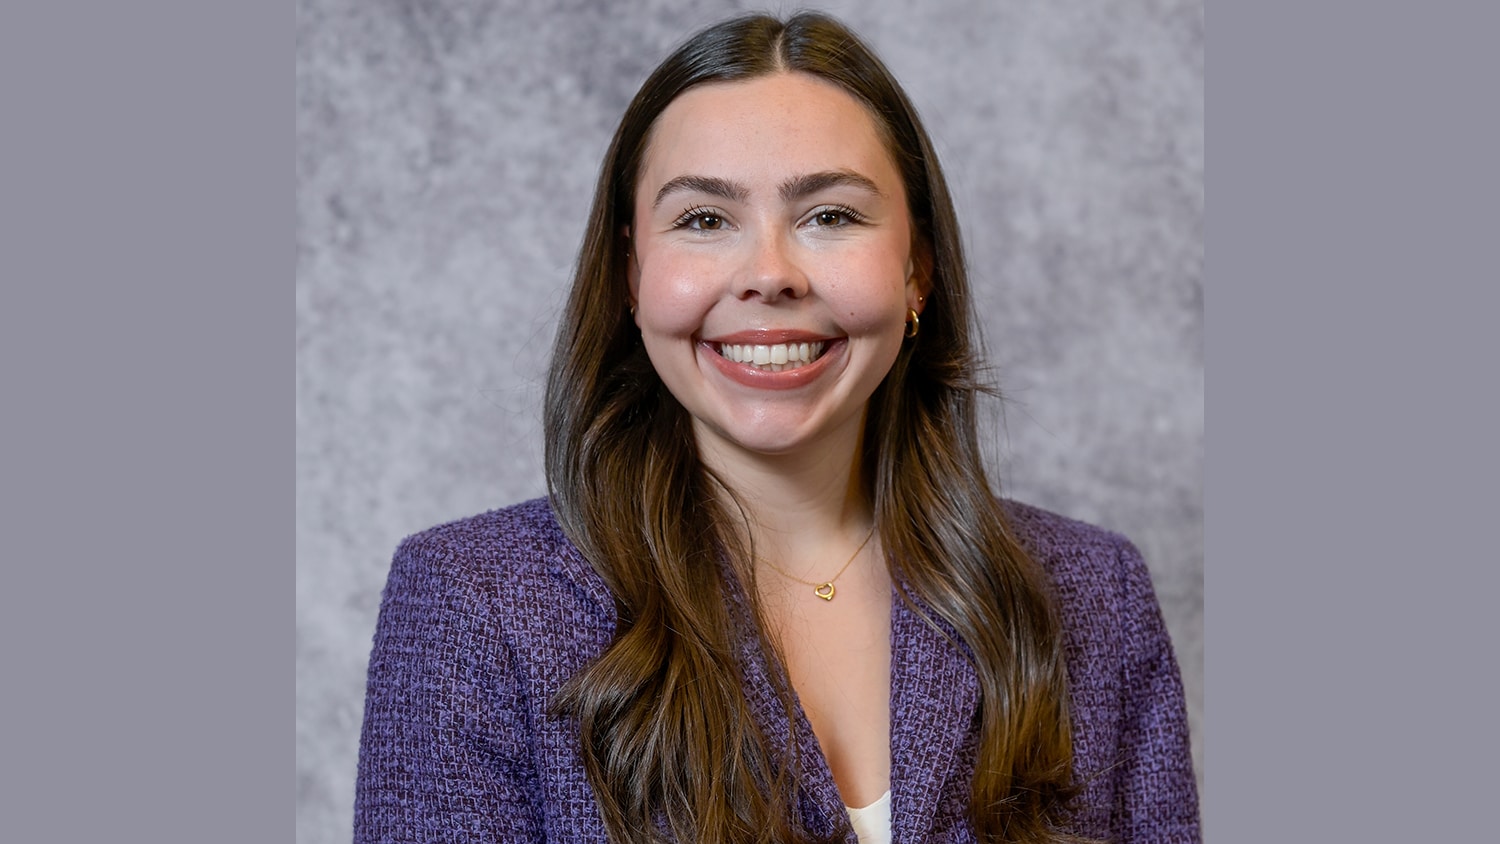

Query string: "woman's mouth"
[[714, 341, 828, 373]]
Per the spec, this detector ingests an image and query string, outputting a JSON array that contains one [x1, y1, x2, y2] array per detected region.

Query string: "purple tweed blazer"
[[355, 497, 1200, 842]]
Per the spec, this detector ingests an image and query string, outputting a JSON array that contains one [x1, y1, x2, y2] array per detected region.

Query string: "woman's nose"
[[733, 231, 810, 302]]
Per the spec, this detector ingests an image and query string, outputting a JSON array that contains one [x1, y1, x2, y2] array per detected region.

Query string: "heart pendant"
[[813, 582, 835, 601]]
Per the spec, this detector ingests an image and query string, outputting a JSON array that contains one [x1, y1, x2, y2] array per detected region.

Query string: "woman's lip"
[[701, 329, 840, 345], [699, 338, 844, 390]]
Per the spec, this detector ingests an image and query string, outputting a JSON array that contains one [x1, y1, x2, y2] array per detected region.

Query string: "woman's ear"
[[906, 240, 934, 313]]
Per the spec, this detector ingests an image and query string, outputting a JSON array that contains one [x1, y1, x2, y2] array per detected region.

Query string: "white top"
[[844, 790, 892, 844]]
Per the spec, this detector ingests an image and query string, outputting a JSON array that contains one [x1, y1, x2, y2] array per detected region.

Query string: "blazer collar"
[[542, 510, 620, 628]]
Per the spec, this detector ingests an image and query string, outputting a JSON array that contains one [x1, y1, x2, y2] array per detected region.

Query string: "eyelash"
[[671, 206, 724, 230], [808, 204, 866, 227], [668, 204, 868, 230]]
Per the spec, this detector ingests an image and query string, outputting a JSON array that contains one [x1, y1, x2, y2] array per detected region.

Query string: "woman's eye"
[[809, 206, 864, 227], [673, 207, 725, 230]]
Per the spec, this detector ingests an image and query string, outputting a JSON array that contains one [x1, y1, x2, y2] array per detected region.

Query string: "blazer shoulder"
[[1000, 499, 1136, 567], [396, 497, 569, 570], [388, 497, 608, 608], [998, 498, 1157, 619]]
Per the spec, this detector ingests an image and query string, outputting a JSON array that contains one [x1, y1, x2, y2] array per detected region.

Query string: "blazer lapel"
[[733, 612, 851, 840], [719, 561, 852, 841], [889, 588, 981, 842]]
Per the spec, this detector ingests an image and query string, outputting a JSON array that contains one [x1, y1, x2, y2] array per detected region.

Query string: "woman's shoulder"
[[997, 498, 1159, 630], [395, 496, 568, 564], [999, 499, 1137, 571], [383, 497, 613, 628]]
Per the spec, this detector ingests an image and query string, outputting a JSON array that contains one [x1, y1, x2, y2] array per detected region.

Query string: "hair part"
[[545, 12, 1084, 843]]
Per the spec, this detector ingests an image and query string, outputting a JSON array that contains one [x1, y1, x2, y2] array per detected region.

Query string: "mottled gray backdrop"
[[296, 0, 1203, 840]]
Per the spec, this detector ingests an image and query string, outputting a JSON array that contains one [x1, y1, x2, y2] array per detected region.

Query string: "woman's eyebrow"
[[652, 175, 749, 209], [651, 170, 884, 210], [779, 170, 883, 202]]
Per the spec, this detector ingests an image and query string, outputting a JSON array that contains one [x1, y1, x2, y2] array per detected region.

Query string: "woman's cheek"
[[639, 269, 715, 338], [822, 271, 909, 334]]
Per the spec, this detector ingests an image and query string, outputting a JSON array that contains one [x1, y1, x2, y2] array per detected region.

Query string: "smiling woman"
[[353, 11, 1200, 844], [629, 73, 918, 464]]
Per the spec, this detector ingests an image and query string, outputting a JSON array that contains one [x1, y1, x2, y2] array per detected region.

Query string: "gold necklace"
[[761, 527, 876, 602]]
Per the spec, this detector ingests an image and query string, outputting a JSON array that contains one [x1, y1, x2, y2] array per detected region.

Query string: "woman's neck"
[[693, 416, 874, 578]]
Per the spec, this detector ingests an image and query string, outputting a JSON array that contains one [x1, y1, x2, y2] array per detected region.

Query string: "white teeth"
[[716, 341, 827, 371]]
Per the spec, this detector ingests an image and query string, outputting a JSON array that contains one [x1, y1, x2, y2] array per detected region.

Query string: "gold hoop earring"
[[904, 308, 920, 338]]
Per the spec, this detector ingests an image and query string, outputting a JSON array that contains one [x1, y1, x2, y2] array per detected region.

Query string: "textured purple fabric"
[[354, 497, 1200, 842]]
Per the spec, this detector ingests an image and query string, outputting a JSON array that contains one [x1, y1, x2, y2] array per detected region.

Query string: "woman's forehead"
[[636, 73, 903, 202]]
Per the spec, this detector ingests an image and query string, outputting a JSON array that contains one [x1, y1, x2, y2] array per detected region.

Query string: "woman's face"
[[628, 72, 925, 463]]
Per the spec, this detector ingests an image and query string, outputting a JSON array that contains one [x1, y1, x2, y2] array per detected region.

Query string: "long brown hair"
[[545, 12, 1078, 843]]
